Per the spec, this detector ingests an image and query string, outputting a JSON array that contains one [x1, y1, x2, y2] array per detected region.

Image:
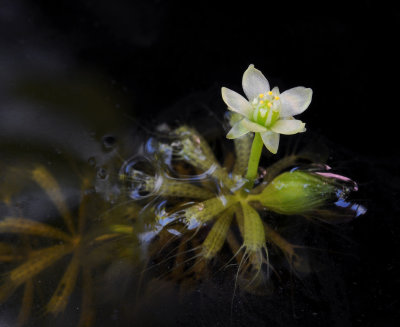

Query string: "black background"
[[22, 0, 400, 156], [1, 0, 399, 326]]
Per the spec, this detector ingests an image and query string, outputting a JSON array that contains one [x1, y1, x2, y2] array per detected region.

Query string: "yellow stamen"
[[274, 96, 280, 100], [268, 91, 273, 96], [259, 93, 264, 98], [267, 102, 272, 108], [260, 100, 264, 104]]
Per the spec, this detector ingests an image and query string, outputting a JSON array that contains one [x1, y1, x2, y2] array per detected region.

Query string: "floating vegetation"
[[0, 64, 367, 326], [121, 123, 365, 295]]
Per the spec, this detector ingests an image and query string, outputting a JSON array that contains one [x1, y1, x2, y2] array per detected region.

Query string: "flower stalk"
[[244, 132, 263, 190]]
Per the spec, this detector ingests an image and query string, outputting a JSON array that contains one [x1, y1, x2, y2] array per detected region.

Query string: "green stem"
[[244, 132, 263, 190]]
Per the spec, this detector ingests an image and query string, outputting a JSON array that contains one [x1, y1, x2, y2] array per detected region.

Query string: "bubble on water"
[[128, 171, 156, 199], [144, 137, 185, 170], [120, 155, 156, 177], [102, 134, 117, 151], [97, 167, 108, 180], [119, 155, 160, 200]]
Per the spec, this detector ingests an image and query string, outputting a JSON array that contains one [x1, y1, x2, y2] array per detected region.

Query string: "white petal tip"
[[242, 64, 270, 101], [271, 119, 306, 135], [220, 87, 252, 117], [280, 86, 313, 118], [260, 131, 280, 155]]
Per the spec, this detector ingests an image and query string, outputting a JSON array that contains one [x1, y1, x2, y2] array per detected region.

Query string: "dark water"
[[1, 1, 399, 326]]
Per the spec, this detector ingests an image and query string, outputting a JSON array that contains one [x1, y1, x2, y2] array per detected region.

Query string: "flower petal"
[[221, 87, 253, 117], [241, 118, 267, 133], [242, 64, 270, 101], [271, 86, 280, 96], [228, 112, 243, 125], [279, 87, 313, 118], [260, 131, 280, 154], [226, 120, 250, 139], [271, 119, 306, 135]]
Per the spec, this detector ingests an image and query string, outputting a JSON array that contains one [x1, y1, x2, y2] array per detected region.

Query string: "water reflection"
[[0, 26, 143, 323]]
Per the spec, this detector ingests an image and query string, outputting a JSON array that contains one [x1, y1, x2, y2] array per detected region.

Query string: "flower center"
[[251, 92, 280, 127]]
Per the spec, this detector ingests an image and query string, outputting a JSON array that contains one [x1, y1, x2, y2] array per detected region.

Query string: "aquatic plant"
[[0, 165, 141, 326], [120, 65, 365, 293], [0, 64, 366, 325], [123, 144, 363, 294]]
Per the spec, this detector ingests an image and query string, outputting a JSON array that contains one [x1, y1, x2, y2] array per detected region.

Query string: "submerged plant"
[[0, 164, 141, 326]]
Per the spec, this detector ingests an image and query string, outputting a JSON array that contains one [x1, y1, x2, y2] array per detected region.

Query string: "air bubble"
[[102, 135, 117, 151], [119, 156, 160, 200], [97, 167, 108, 180]]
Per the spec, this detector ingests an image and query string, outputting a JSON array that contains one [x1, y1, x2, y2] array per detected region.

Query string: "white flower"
[[222, 65, 313, 154]]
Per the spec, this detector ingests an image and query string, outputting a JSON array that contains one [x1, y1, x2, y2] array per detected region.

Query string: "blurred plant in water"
[[0, 164, 142, 326]]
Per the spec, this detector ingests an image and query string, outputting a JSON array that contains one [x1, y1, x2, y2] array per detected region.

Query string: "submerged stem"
[[244, 132, 263, 190]]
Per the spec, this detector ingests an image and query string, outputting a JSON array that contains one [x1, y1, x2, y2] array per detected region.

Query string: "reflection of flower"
[[222, 64, 313, 154]]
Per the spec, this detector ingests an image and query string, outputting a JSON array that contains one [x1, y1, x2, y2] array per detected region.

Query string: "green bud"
[[257, 171, 336, 215]]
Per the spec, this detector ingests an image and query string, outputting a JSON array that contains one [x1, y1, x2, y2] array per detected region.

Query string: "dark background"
[[2, 0, 399, 156], [1, 0, 399, 326]]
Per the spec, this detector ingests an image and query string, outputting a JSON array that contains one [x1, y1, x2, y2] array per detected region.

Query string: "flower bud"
[[257, 170, 338, 215]]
